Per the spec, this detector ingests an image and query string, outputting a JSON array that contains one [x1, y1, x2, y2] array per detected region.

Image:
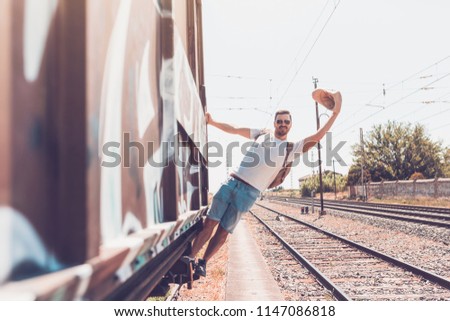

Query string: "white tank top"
[[231, 129, 305, 191]]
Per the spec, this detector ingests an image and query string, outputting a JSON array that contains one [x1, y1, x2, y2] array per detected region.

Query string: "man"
[[191, 90, 342, 277]]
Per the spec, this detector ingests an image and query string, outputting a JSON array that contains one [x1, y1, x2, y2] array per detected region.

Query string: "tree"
[[346, 164, 371, 186], [351, 121, 445, 182], [443, 148, 450, 178], [300, 171, 346, 197]]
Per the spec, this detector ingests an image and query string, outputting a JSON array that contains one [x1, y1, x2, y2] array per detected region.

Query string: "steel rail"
[[249, 210, 351, 301], [300, 197, 450, 215], [321, 202, 450, 221], [321, 198, 450, 214], [167, 283, 183, 301], [105, 220, 202, 301], [255, 203, 450, 291], [271, 197, 450, 228]]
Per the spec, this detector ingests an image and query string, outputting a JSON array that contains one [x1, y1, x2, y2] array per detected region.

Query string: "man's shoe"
[[195, 259, 206, 277]]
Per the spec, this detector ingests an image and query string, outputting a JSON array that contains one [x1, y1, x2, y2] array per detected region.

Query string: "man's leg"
[[195, 225, 229, 277], [202, 225, 229, 263], [191, 218, 219, 257]]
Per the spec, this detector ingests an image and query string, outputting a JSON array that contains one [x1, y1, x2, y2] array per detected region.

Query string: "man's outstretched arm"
[[205, 112, 254, 139], [302, 91, 342, 153]]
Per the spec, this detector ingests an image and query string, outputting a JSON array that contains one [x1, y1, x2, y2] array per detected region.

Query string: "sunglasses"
[[276, 119, 291, 125]]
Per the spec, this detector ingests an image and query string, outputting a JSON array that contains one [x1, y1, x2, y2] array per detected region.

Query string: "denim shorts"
[[207, 177, 260, 233]]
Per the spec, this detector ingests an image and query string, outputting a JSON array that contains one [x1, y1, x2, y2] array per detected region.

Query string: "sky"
[[201, 0, 450, 193]]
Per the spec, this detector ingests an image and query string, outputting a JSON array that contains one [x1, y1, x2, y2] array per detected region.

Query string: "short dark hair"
[[274, 110, 292, 122]]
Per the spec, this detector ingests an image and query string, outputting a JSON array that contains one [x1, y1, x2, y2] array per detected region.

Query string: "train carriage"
[[0, 0, 208, 300]]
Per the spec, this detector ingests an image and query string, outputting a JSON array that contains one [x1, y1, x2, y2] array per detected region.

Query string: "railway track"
[[251, 203, 450, 301], [269, 196, 450, 228], [167, 284, 183, 301], [321, 198, 450, 215]]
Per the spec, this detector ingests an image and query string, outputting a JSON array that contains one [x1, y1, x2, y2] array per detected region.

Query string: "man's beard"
[[276, 127, 288, 136]]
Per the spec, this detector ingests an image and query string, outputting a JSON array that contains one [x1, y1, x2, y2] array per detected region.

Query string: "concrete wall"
[[350, 178, 450, 199]]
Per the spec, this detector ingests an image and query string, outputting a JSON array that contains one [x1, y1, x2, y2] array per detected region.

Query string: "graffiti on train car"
[[1, 0, 63, 286], [90, 0, 207, 284], [173, 31, 206, 215], [0, 207, 63, 285], [1, 0, 207, 299]]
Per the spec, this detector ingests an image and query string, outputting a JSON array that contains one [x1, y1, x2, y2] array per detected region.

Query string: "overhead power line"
[[396, 91, 450, 122], [276, 0, 341, 107], [277, 0, 331, 88], [210, 96, 268, 100], [206, 73, 271, 81], [430, 122, 450, 132], [416, 107, 450, 123], [210, 107, 274, 115], [334, 71, 450, 138], [366, 55, 450, 106]]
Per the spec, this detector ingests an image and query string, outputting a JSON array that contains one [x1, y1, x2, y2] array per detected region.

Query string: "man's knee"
[[202, 218, 219, 233]]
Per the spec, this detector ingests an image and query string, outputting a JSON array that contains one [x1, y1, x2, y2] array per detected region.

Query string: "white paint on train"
[[0, 207, 62, 285], [137, 41, 156, 139], [99, 0, 131, 244], [23, 0, 58, 82]]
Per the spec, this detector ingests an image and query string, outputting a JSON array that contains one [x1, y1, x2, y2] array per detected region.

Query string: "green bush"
[[300, 171, 346, 197]]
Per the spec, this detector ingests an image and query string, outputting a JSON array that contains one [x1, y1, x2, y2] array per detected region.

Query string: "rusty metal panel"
[[54, 0, 89, 265], [6, 0, 57, 265], [0, 0, 92, 282], [196, 0, 206, 90], [86, 0, 207, 247], [195, 0, 209, 206], [87, 0, 167, 240], [0, 0, 12, 205], [164, 0, 207, 214], [1, 0, 208, 298], [0, 0, 90, 281], [171, 27, 206, 154], [187, 0, 198, 80]]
